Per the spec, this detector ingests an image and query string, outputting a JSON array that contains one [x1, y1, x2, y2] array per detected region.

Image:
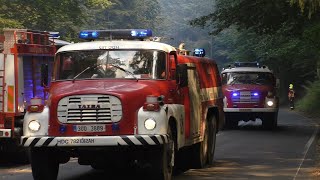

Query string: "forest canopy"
[[1, 0, 320, 110]]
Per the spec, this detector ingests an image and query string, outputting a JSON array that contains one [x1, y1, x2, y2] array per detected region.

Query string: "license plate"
[[239, 109, 252, 112], [73, 125, 106, 132]]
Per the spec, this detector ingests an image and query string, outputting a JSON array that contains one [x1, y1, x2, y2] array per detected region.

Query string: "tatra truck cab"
[[221, 62, 279, 129], [21, 29, 224, 180]]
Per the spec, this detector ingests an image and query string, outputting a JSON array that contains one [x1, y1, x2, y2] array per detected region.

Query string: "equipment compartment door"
[[187, 63, 202, 139], [0, 54, 4, 112]]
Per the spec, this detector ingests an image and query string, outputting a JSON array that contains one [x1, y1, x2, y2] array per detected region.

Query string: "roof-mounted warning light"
[[193, 48, 206, 57], [79, 29, 152, 40], [234, 61, 260, 68], [49, 32, 60, 39]]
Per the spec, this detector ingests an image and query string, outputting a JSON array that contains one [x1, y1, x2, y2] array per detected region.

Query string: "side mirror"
[[41, 64, 49, 87], [176, 64, 188, 87]]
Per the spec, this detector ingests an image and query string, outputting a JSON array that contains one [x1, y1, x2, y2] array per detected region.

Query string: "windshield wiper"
[[72, 64, 97, 83], [72, 64, 138, 82], [109, 64, 138, 81]]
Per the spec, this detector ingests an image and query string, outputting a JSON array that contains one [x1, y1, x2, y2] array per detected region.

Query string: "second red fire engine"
[[0, 28, 55, 160], [221, 62, 279, 129]]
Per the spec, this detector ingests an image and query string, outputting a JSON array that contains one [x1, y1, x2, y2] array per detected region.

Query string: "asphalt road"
[[0, 108, 318, 180]]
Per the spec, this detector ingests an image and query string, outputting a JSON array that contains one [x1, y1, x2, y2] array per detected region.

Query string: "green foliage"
[[86, 0, 112, 8], [191, 0, 320, 104], [156, 0, 214, 54], [290, 0, 320, 18], [102, 0, 161, 30], [0, 17, 23, 30], [191, 0, 308, 36], [296, 79, 320, 114], [0, 0, 112, 41], [0, 0, 162, 42]]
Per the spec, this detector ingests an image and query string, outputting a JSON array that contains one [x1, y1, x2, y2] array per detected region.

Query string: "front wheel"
[[149, 127, 174, 180], [30, 148, 59, 180]]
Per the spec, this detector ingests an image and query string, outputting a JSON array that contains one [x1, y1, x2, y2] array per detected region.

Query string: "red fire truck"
[[21, 29, 224, 180], [0, 29, 56, 159], [221, 62, 279, 129]]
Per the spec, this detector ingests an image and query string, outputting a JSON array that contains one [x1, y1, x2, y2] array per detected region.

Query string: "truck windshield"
[[54, 50, 166, 80], [221, 72, 274, 86]]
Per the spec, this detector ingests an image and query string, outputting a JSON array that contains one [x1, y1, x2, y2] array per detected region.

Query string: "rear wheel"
[[30, 148, 59, 180], [192, 120, 210, 169], [207, 116, 217, 165]]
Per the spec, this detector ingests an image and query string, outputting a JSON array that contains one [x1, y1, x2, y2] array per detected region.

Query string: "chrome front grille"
[[57, 95, 122, 123]]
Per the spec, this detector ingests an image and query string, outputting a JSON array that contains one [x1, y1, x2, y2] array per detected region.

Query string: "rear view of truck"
[[0, 29, 55, 161], [221, 62, 279, 129]]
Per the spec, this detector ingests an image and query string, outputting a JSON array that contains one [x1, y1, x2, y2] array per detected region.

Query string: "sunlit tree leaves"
[[290, 0, 320, 18], [0, 0, 112, 41]]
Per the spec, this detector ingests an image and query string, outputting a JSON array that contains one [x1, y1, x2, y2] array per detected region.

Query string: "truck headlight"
[[144, 118, 156, 130], [28, 120, 41, 132], [267, 100, 274, 107]]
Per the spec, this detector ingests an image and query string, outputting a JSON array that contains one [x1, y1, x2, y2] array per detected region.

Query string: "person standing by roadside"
[[288, 83, 295, 110]]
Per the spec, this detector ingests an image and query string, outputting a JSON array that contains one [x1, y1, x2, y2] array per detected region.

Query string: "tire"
[[150, 126, 174, 180], [30, 148, 59, 180], [207, 116, 217, 165], [192, 120, 210, 169], [262, 112, 278, 130]]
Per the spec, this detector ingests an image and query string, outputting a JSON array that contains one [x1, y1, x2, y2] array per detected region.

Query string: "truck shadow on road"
[[0, 154, 29, 168], [175, 158, 316, 180], [203, 119, 318, 180], [62, 167, 165, 180]]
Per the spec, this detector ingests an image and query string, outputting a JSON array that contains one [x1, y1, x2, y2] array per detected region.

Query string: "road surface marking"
[[293, 112, 319, 180]]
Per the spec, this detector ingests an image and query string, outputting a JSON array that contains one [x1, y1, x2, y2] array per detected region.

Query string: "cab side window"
[[156, 52, 166, 79], [169, 54, 176, 80]]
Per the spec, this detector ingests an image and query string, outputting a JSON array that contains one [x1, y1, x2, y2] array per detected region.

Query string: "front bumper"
[[21, 134, 168, 147], [224, 108, 278, 113], [0, 129, 11, 138]]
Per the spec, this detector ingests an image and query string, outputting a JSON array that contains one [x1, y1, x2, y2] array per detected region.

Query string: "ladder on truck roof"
[[2, 28, 54, 55]]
